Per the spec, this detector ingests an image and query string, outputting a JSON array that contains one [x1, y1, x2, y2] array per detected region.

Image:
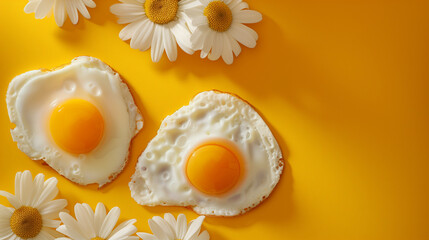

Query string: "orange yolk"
[[186, 143, 243, 195], [49, 99, 104, 154]]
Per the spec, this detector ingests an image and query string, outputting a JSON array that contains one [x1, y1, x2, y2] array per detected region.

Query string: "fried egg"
[[130, 90, 283, 216], [6, 56, 143, 186]]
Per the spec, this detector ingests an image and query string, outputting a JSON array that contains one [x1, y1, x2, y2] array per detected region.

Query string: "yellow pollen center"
[[204, 1, 233, 32], [145, 0, 179, 24], [91, 238, 105, 240], [10, 206, 43, 239]]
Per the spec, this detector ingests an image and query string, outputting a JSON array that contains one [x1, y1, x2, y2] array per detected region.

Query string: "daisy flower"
[[186, 0, 262, 64], [56, 202, 138, 240], [0, 170, 67, 239], [110, 0, 197, 62], [137, 213, 209, 240], [24, 0, 96, 27]]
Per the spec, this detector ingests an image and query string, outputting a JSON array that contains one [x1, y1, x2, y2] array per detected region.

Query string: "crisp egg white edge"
[[6, 56, 143, 187], [129, 90, 284, 216]]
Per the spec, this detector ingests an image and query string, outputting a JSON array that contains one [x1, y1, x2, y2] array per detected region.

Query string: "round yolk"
[[49, 99, 104, 154], [186, 143, 242, 195]]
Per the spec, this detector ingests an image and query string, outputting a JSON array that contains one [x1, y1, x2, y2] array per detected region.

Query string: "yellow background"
[[1, 0, 428, 239]]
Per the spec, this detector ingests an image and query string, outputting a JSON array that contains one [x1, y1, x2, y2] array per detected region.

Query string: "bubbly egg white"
[[130, 90, 283, 216], [6, 57, 143, 186]]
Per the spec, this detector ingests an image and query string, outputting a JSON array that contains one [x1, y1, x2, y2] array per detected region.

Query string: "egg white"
[[6, 56, 143, 186], [130, 90, 283, 216]]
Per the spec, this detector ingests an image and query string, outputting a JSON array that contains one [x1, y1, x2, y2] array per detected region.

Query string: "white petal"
[[24, 0, 40, 13], [111, 3, 144, 17], [163, 27, 177, 61], [119, 19, 145, 41], [20, 170, 33, 206], [35, 177, 58, 207], [65, 0, 79, 24], [170, 20, 194, 54], [75, 203, 96, 238], [54, 0, 66, 27], [208, 32, 223, 60], [99, 207, 120, 238], [94, 202, 107, 235], [191, 16, 207, 27], [151, 25, 165, 62], [129, 19, 150, 48], [42, 218, 61, 228], [148, 219, 169, 240], [229, 23, 257, 48], [30, 174, 45, 207], [234, 10, 262, 24], [183, 216, 205, 240], [227, 32, 241, 57], [58, 212, 87, 239], [38, 199, 67, 216], [108, 219, 136, 238], [75, 0, 91, 19], [196, 230, 210, 240], [136, 232, 157, 240], [108, 221, 137, 239], [35, 0, 54, 19], [153, 216, 175, 239], [200, 29, 215, 58], [231, 1, 249, 13], [163, 213, 176, 231], [0, 191, 21, 209], [221, 33, 233, 64], [82, 0, 96, 8], [176, 214, 187, 239]]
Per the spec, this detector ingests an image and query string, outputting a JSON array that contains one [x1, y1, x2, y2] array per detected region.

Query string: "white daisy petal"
[[164, 213, 176, 231], [231, 1, 249, 13], [208, 33, 223, 61], [65, 0, 79, 24], [24, 0, 40, 13], [176, 214, 188, 239], [163, 26, 178, 62], [170, 21, 194, 54], [130, 19, 151, 48], [75, 0, 91, 19], [196, 230, 210, 240], [82, 0, 96, 8], [108, 222, 137, 239], [221, 33, 233, 64], [75, 203, 96, 238], [0, 191, 21, 209], [120, 19, 145, 41], [200, 29, 215, 58], [183, 216, 205, 240], [151, 25, 165, 63], [111, 3, 144, 17], [59, 212, 87, 239], [35, 177, 58, 207], [153, 216, 175, 239], [35, 0, 54, 19], [108, 219, 137, 238], [142, 214, 209, 240], [30, 174, 45, 207], [148, 219, 168, 240], [38, 199, 67, 216], [234, 10, 262, 24], [54, 0, 66, 27], [20, 171, 33, 206], [227, 33, 241, 57], [42, 218, 61, 228], [229, 23, 257, 48], [136, 232, 157, 240], [99, 207, 120, 238], [94, 202, 107, 235]]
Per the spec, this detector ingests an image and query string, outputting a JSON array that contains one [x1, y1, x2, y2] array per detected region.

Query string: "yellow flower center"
[[204, 1, 233, 32], [10, 206, 43, 239], [91, 238, 105, 240], [145, 0, 179, 24]]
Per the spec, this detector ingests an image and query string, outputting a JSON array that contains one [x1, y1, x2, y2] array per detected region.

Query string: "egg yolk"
[[49, 99, 104, 154], [186, 143, 243, 195]]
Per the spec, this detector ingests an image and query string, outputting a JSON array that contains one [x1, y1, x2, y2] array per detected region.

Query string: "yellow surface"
[[0, 0, 428, 239]]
